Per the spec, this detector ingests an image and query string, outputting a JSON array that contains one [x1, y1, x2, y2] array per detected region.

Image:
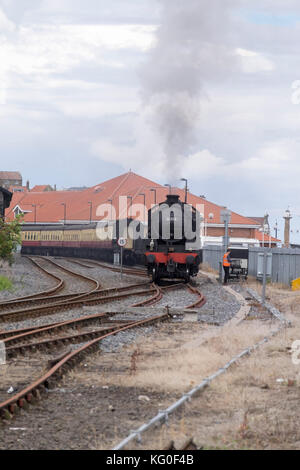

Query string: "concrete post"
[[283, 209, 292, 248]]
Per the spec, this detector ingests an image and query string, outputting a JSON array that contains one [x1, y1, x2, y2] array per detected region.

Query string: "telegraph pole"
[[220, 208, 231, 283]]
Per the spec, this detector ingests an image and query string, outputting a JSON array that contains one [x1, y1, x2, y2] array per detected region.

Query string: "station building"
[[5, 171, 280, 248]]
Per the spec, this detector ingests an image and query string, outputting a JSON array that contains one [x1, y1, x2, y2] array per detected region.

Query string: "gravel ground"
[[156, 286, 198, 308], [196, 276, 241, 325], [30, 257, 97, 294], [0, 255, 56, 301], [54, 258, 144, 289]]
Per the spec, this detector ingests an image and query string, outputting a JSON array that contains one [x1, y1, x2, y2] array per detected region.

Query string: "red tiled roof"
[[31, 185, 53, 192], [5, 171, 268, 228], [254, 230, 280, 243]]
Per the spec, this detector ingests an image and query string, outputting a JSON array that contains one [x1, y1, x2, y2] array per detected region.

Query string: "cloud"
[[236, 48, 275, 73], [2, 0, 300, 242], [0, 6, 15, 31]]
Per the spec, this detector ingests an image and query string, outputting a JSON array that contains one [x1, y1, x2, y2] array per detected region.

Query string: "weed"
[[0, 275, 13, 291]]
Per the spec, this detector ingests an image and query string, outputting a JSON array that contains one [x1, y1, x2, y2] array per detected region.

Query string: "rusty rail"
[[0, 313, 170, 421], [185, 284, 206, 309]]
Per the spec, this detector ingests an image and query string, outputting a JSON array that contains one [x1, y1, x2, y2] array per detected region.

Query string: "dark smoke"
[[140, 0, 237, 182]]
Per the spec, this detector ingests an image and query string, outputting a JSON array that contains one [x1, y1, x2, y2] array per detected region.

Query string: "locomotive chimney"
[[166, 194, 180, 205]]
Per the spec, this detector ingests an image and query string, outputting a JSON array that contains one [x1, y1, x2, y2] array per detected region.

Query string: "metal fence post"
[[262, 250, 267, 305]]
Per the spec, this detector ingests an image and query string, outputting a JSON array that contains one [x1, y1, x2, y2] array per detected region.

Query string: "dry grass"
[[123, 312, 300, 450], [77, 319, 277, 396], [246, 278, 300, 314], [70, 286, 300, 450]]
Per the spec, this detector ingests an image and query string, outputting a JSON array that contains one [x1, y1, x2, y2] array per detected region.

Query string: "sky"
[[1, 0, 300, 242]]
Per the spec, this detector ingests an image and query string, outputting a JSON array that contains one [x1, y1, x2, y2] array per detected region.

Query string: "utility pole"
[[220, 208, 231, 284], [180, 178, 188, 203], [221, 208, 231, 252], [32, 204, 37, 224], [274, 220, 278, 239], [150, 189, 157, 205], [61, 203, 66, 225], [88, 201, 92, 224]]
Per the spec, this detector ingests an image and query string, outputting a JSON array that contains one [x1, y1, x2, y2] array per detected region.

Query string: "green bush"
[[0, 275, 13, 291], [0, 216, 22, 264]]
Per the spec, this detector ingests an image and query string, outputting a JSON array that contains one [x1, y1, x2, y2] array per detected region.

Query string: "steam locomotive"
[[145, 194, 201, 282]]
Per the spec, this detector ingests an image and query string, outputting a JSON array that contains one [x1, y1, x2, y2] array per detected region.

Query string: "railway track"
[[185, 283, 206, 309], [0, 255, 156, 325], [78, 258, 148, 277], [0, 256, 207, 430], [0, 256, 100, 312], [0, 282, 156, 325], [0, 313, 170, 422], [1, 282, 202, 357]]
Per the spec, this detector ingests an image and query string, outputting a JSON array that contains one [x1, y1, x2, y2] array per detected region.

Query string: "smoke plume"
[[140, 0, 237, 183]]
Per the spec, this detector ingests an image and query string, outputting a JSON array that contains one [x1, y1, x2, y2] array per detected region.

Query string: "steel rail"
[[0, 257, 65, 306], [0, 313, 171, 421], [131, 283, 163, 307], [0, 284, 156, 324], [84, 259, 148, 277], [32, 256, 100, 292], [5, 322, 134, 358], [0, 255, 100, 312], [185, 284, 206, 309], [0, 280, 152, 314]]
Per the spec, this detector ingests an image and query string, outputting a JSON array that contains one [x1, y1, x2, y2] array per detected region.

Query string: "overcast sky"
[[1, 0, 300, 241]]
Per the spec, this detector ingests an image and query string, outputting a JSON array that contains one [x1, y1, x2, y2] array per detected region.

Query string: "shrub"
[[0, 216, 23, 264]]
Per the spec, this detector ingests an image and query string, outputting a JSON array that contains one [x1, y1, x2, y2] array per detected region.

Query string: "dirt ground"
[[1, 279, 300, 450]]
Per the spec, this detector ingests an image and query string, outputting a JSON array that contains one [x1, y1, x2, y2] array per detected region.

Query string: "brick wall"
[[207, 227, 255, 238]]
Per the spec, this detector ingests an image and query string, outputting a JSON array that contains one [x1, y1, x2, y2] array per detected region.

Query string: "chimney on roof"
[[26, 180, 30, 191], [54, 184, 57, 191]]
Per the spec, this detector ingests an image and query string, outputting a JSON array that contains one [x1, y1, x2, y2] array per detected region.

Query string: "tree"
[[0, 216, 23, 264]]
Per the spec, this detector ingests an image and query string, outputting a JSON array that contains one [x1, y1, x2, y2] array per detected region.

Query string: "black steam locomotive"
[[145, 194, 201, 282]]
